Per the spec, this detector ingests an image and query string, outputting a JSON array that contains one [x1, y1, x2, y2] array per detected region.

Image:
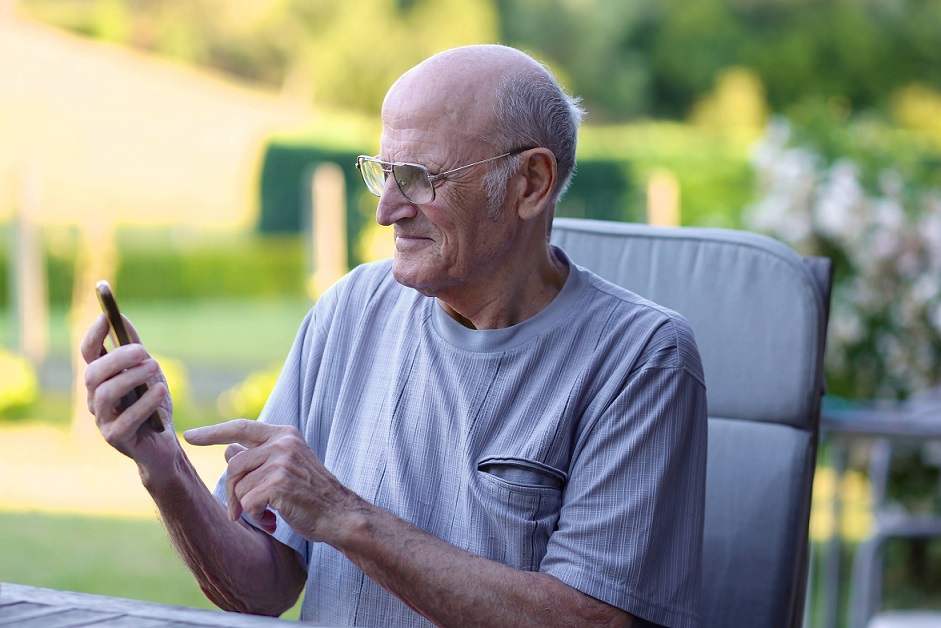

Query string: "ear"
[[514, 148, 557, 221]]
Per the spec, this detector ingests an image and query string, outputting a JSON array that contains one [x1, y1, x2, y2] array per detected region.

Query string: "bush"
[[216, 365, 281, 420], [258, 122, 757, 237], [0, 348, 39, 417], [0, 228, 308, 307], [579, 122, 754, 228], [114, 232, 306, 302], [746, 115, 941, 399]]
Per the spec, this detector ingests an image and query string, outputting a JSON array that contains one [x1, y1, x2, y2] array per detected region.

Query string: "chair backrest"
[[550, 218, 832, 628]]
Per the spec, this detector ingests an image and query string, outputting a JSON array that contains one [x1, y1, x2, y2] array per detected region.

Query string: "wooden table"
[[0, 582, 302, 626]]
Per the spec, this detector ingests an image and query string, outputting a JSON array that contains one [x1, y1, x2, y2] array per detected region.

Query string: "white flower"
[[830, 309, 866, 346], [747, 119, 941, 398], [814, 160, 865, 240]]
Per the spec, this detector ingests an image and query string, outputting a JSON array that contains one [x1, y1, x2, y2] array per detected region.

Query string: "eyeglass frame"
[[355, 146, 537, 204]]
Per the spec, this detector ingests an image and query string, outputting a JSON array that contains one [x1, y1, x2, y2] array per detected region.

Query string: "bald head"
[[392, 46, 547, 91], [383, 46, 543, 146], [382, 45, 585, 206]]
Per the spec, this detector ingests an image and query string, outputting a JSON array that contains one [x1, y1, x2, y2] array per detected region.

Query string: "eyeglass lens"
[[359, 159, 387, 197], [358, 158, 435, 204], [391, 164, 433, 204]]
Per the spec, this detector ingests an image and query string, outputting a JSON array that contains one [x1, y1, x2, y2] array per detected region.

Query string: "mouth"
[[394, 233, 429, 249], [394, 231, 432, 243]]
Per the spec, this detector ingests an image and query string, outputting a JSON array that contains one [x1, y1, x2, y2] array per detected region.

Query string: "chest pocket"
[[473, 456, 567, 571], [478, 456, 567, 489]]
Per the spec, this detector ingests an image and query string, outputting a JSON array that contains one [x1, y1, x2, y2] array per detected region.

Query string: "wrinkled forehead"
[[381, 59, 498, 143], [379, 46, 544, 160]]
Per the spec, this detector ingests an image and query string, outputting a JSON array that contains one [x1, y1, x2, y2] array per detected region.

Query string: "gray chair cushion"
[[702, 418, 816, 627]]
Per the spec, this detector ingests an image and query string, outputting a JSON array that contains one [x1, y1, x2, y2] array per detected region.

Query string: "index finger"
[[183, 418, 280, 448]]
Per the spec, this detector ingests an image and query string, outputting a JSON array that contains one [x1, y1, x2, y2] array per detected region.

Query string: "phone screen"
[[95, 280, 165, 432]]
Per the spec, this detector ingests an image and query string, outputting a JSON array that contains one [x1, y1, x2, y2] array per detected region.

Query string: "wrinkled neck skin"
[[434, 232, 569, 330]]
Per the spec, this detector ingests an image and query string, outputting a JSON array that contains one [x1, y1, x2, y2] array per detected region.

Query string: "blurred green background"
[[2, 0, 941, 624]]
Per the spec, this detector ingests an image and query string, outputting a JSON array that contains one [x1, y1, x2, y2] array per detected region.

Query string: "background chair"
[[551, 217, 832, 628], [845, 390, 941, 628]]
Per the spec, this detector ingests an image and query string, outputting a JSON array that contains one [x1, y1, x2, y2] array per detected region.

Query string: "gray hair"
[[483, 68, 586, 218]]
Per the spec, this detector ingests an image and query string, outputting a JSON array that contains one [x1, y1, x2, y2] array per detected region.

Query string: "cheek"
[[434, 186, 491, 248]]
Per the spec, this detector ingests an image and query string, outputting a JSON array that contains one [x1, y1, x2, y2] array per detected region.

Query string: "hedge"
[[0, 231, 306, 307], [256, 139, 638, 264]]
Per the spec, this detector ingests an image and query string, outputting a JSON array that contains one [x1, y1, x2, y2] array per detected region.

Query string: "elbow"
[[199, 584, 298, 618], [198, 568, 303, 618]]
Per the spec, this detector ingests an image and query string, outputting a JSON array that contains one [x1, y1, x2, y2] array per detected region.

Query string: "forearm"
[[140, 449, 305, 616], [181, 420, 628, 624], [81, 322, 305, 615], [333, 499, 631, 627]]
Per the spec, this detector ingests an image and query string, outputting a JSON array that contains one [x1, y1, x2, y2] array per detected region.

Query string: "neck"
[[437, 245, 569, 330]]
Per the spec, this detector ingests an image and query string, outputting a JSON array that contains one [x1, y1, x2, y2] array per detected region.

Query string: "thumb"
[[225, 443, 248, 463]]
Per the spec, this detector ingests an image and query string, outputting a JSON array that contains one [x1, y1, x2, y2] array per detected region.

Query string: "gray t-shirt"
[[216, 250, 707, 627]]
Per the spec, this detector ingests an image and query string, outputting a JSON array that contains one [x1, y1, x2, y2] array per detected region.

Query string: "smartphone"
[[95, 280, 165, 432]]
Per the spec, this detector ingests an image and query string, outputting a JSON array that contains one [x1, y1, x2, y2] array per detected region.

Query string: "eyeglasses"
[[355, 147, 535, 205]]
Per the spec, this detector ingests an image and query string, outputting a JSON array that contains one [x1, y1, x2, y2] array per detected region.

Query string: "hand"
[[184, 419, 359, 542], [82, 313, 175, 463]]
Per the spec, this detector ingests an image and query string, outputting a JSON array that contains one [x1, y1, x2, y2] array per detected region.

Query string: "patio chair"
[[847, 390, 941, 628], [551, 217, 832, 628]]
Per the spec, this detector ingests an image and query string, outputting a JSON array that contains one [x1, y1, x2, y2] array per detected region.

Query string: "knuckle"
[[280, 428, 306, 449], [226, 457, 244, 480], [83, 366, 97, 389], [268, 466, 290, 486], [240, 491, 267, 518], [269, 437, 292, 455]]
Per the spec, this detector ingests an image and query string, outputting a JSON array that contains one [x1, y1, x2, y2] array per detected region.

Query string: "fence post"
[[646, 169, 680, 227], [309, 162, 347, 299], [11, 165, 49, 367]]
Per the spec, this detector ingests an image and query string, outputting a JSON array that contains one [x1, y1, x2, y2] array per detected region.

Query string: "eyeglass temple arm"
[[428, 147, 535, 183]]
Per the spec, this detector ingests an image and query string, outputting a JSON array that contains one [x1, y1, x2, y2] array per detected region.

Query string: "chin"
[[391, 259, 451, 297], [391, 259, 429, 291]]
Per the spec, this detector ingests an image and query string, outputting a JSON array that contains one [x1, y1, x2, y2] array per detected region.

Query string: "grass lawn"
[[0, 510, 215, 609], [0, 297, 312, 368], [0, 510, 302, 619], [116, 298, 313, 368]]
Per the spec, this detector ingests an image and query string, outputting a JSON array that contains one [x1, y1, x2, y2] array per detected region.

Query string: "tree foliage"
[[497, 0, 941, 120], [16, 0, 941, 120]]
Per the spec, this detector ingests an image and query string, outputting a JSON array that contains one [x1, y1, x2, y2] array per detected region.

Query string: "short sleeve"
[[540, 353, 707, 628]]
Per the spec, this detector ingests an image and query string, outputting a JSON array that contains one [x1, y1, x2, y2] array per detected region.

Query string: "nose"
[[376, 176, 418, 226]]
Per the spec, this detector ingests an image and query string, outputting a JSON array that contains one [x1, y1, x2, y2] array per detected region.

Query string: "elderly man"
[[83, 45, 707, 627]]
